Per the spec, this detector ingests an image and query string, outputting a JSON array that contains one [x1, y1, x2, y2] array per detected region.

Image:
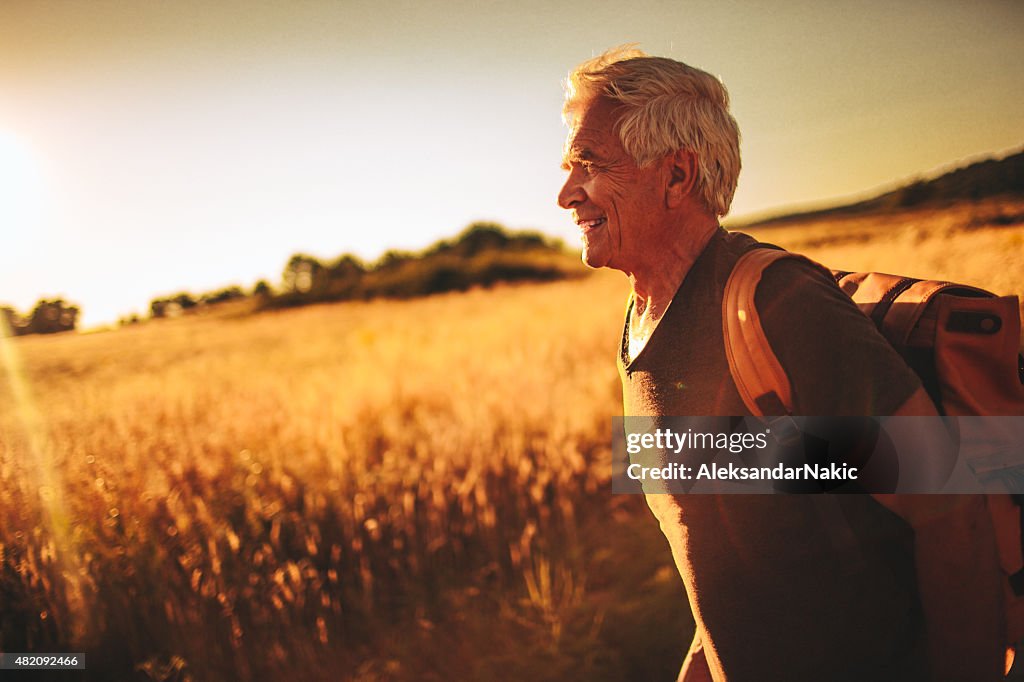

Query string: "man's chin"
[[580, 228, 612, 269], [580, 248, 611, 269]]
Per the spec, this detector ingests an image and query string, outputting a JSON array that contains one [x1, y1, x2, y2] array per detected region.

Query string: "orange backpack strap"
[[722, 248, 801, 416], [833, 272, 992, 348]]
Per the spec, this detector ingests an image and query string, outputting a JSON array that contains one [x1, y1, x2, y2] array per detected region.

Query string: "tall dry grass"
[[1, 270, 691, 681], [2, 200, 1022, 680]]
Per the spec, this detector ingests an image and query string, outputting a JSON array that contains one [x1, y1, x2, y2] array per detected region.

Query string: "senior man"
[[558, 47, 1003, 681]]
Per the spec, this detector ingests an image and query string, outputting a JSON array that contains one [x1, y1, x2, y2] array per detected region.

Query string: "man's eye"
[[580, 161, 596, 173]]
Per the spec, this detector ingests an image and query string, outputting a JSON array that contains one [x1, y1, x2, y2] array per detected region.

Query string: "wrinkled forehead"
[[562, 97, 626, 158]]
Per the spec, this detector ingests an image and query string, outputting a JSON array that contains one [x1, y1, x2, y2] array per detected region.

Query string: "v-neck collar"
[[618, 227, 726, 371]]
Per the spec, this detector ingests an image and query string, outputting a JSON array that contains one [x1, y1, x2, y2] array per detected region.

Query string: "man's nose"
[[558, 169, 585, 209]]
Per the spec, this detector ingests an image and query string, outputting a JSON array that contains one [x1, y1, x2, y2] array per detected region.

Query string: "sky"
[[1, 0, 1021, 328]]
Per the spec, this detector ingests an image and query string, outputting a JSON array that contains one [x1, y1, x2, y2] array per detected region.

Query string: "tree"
[[25, 299, 79, 334], [200, 286, 244, 305], [172, 293, 197, 310], [150, 299, 168, 318], [282, 254, 327, 295], [326, 254, 366, 299], [252, 280, 272, 298], [451, 222, 510, 257], [374, 249, 414, 272]]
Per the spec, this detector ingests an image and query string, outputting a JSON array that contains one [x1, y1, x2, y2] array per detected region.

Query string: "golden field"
[[2, 198, 1023, 681]]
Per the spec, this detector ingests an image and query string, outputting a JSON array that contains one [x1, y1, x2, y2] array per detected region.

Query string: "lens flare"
[[0, 316, 89, 641]]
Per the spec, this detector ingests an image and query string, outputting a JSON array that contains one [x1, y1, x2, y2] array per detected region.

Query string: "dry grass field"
[[1, 198, 1022, 681]]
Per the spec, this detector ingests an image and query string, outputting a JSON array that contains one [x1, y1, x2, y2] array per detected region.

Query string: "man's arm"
[[881, 493, 1005, 680], [761, 263, 1006, 679], [879, 388, 1005, 682]]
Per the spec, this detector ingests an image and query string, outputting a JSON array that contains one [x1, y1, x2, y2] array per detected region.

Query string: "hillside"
[[743, 147, 1024, 228]]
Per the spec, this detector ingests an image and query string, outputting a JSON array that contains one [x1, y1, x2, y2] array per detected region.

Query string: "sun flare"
[[0, 130, 46, 233]]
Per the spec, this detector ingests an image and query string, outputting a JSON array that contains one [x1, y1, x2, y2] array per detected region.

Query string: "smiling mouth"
[[577, 217, 607, 232]]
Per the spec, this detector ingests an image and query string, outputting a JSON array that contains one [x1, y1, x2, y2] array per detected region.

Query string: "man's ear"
[[665, 148, 699, 207]]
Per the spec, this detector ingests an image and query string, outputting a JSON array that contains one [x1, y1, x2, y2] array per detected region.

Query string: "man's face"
[[558, 97, 666, 273]]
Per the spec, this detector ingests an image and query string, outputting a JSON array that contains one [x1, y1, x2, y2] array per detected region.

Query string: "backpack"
[[722, 246, 1024, 667]]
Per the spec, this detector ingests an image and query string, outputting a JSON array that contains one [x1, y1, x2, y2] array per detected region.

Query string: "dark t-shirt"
[[619, 228, 929, 680], [619, 228, 920, 416]]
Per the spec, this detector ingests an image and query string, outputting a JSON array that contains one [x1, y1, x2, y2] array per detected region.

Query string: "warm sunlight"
[[0, 130, 46, 234], [0, 2, 1021, 677]]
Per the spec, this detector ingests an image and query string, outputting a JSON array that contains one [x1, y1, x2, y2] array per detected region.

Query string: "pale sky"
[[1, 0, 1021, 327]]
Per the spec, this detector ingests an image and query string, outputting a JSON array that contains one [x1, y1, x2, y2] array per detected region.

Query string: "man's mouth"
[[577, 217, 607, 233]]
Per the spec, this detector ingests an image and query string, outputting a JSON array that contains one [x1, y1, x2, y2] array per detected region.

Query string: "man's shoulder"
[[758, 252, 842, 299], [671, 228, 762, 303], [714, 229, 762, 264], [745, 252, 922, 415], [715, 239, 844, 324]]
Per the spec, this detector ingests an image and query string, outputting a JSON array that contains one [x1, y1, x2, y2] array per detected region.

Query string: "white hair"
[[564, 45, 742, 217]]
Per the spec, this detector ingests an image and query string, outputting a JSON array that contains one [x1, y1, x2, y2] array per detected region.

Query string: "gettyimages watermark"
[[612, 416, 1024, 494]]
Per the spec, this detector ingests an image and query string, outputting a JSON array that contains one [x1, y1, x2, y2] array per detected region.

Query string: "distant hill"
[[261, 222, 582, 311], [744, 147, 1024, 228]]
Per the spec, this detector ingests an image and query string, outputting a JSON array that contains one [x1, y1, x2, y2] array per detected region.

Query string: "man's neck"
[[629, 214, 720, 319]]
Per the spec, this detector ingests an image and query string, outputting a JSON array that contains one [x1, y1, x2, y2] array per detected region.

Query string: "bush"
[[261, 223, 578, 310], [1, 299, 80, 335]]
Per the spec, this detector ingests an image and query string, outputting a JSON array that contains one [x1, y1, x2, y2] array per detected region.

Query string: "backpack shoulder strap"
[[722, 248, 798, 416], [723, 248, 834, 416], [833, 272, 992, 347]]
